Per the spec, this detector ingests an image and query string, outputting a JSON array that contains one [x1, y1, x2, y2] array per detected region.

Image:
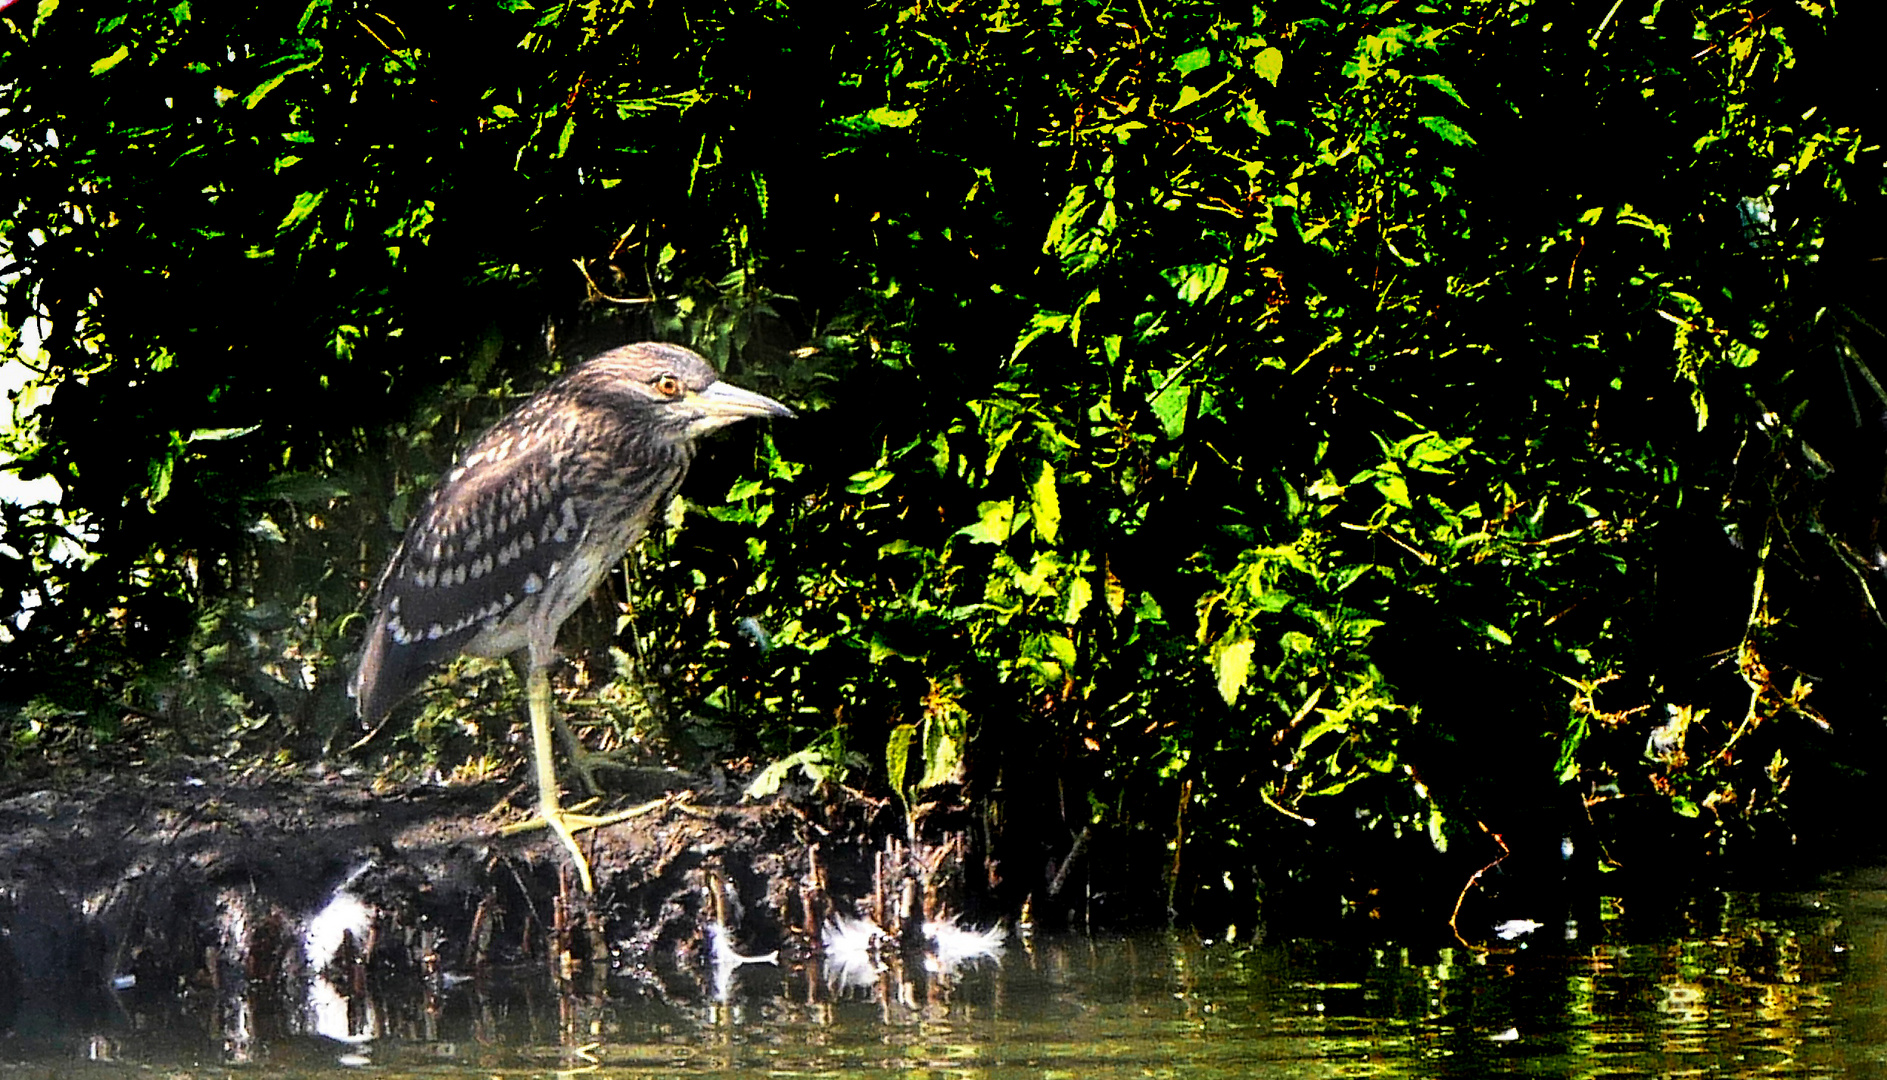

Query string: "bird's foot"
[[550, 712, 643, 797], [563, 746, 644, 798], [498, 795, 675, 893]]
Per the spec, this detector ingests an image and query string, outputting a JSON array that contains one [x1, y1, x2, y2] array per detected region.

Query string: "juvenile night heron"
[[352, 342, 793, 892]]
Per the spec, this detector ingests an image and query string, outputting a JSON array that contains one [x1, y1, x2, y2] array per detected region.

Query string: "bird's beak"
[[687, 380, 795, 435]]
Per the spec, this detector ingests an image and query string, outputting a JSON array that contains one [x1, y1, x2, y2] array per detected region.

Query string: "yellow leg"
[[506, 664, 640, 894]]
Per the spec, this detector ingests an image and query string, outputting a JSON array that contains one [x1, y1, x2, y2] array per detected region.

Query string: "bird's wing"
[[353, 432, 599, 720]]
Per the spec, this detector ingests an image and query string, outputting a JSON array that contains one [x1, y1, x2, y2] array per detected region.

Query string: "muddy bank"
[[0, 758, 1036, 1044]]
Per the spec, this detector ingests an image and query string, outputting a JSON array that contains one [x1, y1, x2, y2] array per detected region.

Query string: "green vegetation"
[[2, 0, 1882, 924]]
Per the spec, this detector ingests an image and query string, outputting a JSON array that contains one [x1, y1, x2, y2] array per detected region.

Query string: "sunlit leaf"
[[1410, 72, 1465, 106], [1162, 263, 1230, 306], [919, 710, 964, 788], [1215, 637, 1255, 704], [245, 51, 322, 108], [1030, 460, 1060, 542], [1151, 381, 1190, 439], [186, 425, 259, 442], [1373, 471, 1411, 509], [955, 500, 1015, 545], [275, 190, 325, 236], [744, 746, 834, 799], [1044, 633, 1076, 668], [1255, 46, 1283, 85], [145, 452, 175, 506], [1417, 115, 1475, 145], [90, 44, 129, 75], [886, 723, 916, 804], [835, 106, 919, 133], [845, 468, 894, 495], [1474, 621, 1513, 646], [1063, 574, 1092, 624], [1012, 310, 1072, 362], [1173, 47, 1212, 74]]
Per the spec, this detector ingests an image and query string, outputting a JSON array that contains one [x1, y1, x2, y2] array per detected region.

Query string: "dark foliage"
[[2, 0, 1882, 926]]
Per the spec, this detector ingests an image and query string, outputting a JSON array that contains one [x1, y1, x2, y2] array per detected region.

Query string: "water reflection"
[[5, 873, 1878, 1078]]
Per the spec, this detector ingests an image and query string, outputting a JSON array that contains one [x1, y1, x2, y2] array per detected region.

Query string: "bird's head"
[[581, 342, 795, 439]]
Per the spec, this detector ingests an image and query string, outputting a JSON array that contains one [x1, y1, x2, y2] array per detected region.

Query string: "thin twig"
[[1448, 827, 1512, 951], [1259, 787, 1316, 826], [573, 258, 667, 305], [1272, 685, 1326, 746], [1590, 0, 1626, 44], [1048, 825, 1092, 899]]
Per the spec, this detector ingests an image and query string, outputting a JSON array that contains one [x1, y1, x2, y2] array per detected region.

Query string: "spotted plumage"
[[352, 341, 793, 728]]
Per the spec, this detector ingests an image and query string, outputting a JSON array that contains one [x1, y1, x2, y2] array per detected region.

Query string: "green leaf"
[[1403, 433, 1472, 473], [1044, 633, 1077, 668], [876, 538, 931, 559], [295, 0, 326, 34], [90, 44, 129, 76], [1296, 714, 1351, 751], [1042, 185, 1088, 254], [1372, 470, 1411, 509], [868, 631, 916, 664], [1556, 713, 1589, 783], [1255, 46, 1283, 85], [1215, 637, 1256, 704], [835, 106, 919, 133], [1151, 380, 1190, 439], [866, 105, 917, 128], [245, 52, 322, 109], [1417, 115, 1475, 146], [845, 468, 894, 495], [886, 722, 916, 804], [1475, 621, 1513, 646], [1011, 310, 1072, 362], [743, 746, 833, 799], [1063, 574, 1092, 625], [1030, 460, 1060, 542], [1069, 287, 1103, 345], [276, 190, 325, 236], [186, 425, 260, 442], [1163, 263, 1230, 306], [1410, 72, 1465, 106], [263, 471, 349, 502], [146, 452, 175, 506], [955, 500, 1015, 545], [1174, 47, 1212, 74], [918, 712, 964, 788]]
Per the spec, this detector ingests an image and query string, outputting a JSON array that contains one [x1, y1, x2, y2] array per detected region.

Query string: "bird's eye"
[[653, 372, 683, 396]]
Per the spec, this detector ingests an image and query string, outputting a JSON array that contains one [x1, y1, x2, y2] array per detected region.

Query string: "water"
[[10, 869, 1887, 1078]]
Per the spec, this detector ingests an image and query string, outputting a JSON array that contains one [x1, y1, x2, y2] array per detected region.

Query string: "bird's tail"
[[350, 608, 404, 724]]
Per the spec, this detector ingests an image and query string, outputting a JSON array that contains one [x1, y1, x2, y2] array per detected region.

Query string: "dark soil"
[[0, 757, 1002, 1039]]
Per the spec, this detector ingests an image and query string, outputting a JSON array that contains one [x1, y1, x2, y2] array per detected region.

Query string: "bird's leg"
[[524, 662, 598, 893], [507, 652, 616, 799], [551, 711, 604, 798], [512, 662, 645, 893]]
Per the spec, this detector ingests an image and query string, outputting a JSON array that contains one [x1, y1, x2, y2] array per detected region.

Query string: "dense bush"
[[2, 0, 1882, 924]]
